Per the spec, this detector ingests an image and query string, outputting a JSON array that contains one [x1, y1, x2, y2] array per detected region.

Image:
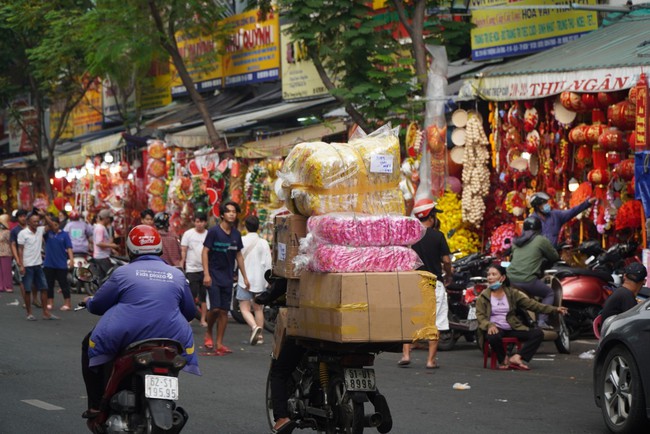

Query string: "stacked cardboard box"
[[272, 214, 307, 279], [287, 271, 438, 343]]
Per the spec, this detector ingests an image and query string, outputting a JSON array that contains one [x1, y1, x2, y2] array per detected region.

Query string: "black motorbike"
[[265, 339, 393, 434], [86, 255, 130, 295], [440, 252, 494, 351]]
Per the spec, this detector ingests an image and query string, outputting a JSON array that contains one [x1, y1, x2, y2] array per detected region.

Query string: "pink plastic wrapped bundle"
[[307, 213, 425, 247], [306, 245, 423, 273]]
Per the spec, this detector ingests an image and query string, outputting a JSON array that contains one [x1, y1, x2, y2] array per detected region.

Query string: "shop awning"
[[165, 97, 334, 149], [465, 15, 650, 101], [235, 120, 347, 159], [80, 132, 124, 157]]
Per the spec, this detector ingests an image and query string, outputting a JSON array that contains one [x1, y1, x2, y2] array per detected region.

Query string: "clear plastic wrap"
[[298, 244, 423, 273], [279, 125, 404, 216], [307, 213, 425, 247]]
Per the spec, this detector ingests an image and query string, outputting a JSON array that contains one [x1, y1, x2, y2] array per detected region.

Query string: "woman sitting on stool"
[[476, 264, 568, 370]]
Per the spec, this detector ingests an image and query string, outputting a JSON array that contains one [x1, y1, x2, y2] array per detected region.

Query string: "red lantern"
[[588, 168, 610, 185], [587, 123, 607, 145], [561, 91, 588, 112], [629, 86, 638, 103], [581, 93, 599, 110], [617, 158, 635, 181], [53, 196, 67, 211], [606, 151, 622, 165], [568, 124, 588, 144], [608, 100, 636, 130], [598, 91, 626, 108], [598, 127, 626, 152], [508, 104, 523, 129], [503, 127, 522, 148]]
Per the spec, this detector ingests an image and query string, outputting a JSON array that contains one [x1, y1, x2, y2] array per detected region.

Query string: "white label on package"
[[277, 242, 287, 261], [370, 154, 393, 174]]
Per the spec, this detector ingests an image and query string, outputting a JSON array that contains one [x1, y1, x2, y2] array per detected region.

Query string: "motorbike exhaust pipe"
[[448, 320, 476, 332], [365, 412, 382, 427]]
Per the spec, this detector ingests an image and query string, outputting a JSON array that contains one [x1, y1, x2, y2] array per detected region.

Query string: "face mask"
[[488, 282, 502, 291], [541, 203, 552, 214]]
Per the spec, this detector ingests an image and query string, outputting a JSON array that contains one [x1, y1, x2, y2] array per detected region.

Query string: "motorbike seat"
[[125, 338, 184, 353], [554, 267, 613, 283]]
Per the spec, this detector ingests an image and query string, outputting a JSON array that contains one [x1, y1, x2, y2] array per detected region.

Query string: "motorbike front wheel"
[[554, 316, 571, 354], [437, 330, 457, 351]]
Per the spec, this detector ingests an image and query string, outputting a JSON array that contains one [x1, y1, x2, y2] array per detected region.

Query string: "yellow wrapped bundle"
[[280, 126, 405, 216]]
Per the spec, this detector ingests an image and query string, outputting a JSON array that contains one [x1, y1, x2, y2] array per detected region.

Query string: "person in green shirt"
[[506, 216, 559, 329]]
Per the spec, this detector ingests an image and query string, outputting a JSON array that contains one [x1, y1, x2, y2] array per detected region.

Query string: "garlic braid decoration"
[[461, 115, 491, 228]]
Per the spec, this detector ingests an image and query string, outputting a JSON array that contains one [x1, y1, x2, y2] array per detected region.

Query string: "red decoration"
[[568, 124, 588, 144], [615, 200, 642, 230], [617, 159, 635, 181], [575, 144, 592, 169], [561, 91, 588, 112], [588, 168, 610, 185], [606, 151, 622, 165], [635, 73, 649, 151], [598, 127, 626, 152], [608, 100, 636, 130], [53, 196, 67, 211], [598, 91, 626, 108], [587, 123, 607, 145], [581, 93, 599, 110]]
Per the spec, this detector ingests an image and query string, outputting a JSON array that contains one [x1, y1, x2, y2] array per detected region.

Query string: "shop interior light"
[[132, 159, 142, 169], [54, 169, 66, 179], [521, 151, 531, 160], [568, 177, 580, 192], [64, 202, 73, 212], [79, 168, 88, 178], [85, 158, 94, 170], [109, 164, 121, 174], [104, 152, 114, 163]]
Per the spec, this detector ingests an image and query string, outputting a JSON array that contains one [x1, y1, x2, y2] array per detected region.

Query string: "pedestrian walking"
[[0, 214, 14, 292], [236, 216, 272, 345], [17, 210, 58, 320], [400, 198, 451, 369], [180, 212, 209, 326], [41, 212, 74, 311], [154, 212, 181, 267], [93, 209, 119, 281], [140, 208, 155, 226], [64, 210, 94, 255], [202, 201, 250, 355], [10, 209, 28, 303]]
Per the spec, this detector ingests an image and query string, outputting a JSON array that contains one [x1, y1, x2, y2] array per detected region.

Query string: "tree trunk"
[[148, 1, 226, 152], [392, 0, 428, 94]]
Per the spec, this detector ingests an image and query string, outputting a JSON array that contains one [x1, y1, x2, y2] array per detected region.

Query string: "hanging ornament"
[[608, 100, 636, 130], [598, 127, 626, 152], [568, 124, 588, 145]]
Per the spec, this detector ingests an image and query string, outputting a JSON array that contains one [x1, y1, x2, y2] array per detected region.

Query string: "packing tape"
[[410, 271, 439, 341], [299, 302, 369, 312]]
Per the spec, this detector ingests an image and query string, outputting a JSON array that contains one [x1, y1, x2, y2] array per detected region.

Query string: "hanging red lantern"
[[608, 100, 636, 130], [598, 127, 627, 152], [581, 93, 599, 110], [606, 151, 622, 165], [503, 127, 522, 148], [587, 123, 607, 145], [561, 91, 588, 112], [617, 158, 635, 181], [568, 124, 588, 144], [53, 196, 67, 211], [598, 91, 626, 108], [629, 86, 638, 103], [592, 145, 608, 170], [587, 168, 610, 185]]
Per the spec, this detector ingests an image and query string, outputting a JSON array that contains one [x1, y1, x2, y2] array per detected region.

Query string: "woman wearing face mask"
[[529, 191, 596, 247], [476, 264, 568, 370]]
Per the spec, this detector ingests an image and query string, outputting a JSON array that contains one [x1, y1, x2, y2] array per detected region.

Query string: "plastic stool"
[[483, 337, 523, 369]]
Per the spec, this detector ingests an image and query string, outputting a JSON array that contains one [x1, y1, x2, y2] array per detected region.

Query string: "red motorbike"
[[553, 241, 639, 340]]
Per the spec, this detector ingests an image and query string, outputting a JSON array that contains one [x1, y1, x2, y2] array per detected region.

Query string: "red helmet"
[[126, 225, 162, 256], [69, 210, 80, 220], [413, 198, 442, 219]]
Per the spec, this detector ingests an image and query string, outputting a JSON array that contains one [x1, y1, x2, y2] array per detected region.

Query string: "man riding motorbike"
[[80, 224, 200, 419], [529, 191, 596, 247]]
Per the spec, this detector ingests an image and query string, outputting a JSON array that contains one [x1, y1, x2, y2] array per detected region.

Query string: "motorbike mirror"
[[500, 261, 511, 268], [585, 255, 595, 265], [75, 267, 94, 283]]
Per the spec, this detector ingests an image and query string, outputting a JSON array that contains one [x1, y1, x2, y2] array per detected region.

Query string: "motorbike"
[[440, 252, 494, 351], [70, 252, 92, 294], [74, 268, 189, 434], [265, 339, 394, 434], [86, 255, 130, 295], [554, 240, 639, 339]]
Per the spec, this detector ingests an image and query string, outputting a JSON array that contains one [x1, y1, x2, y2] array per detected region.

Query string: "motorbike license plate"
[[144, 375, 179, 400], [467, 306, 477, 320], [344, 368, 376, 391]]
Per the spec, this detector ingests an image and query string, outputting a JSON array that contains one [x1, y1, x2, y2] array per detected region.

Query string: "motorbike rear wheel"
[[326, 378, 364, 434], [554, 316, 571, 354], [437, 330, 457, 351]]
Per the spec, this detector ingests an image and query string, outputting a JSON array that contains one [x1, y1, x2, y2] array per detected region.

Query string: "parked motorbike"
[[74, 268, 189, 434], [554, 241, 639, 339], [265, 339, 394, 434], [70, 252, 92, 294], [441, 252, 494, 351]]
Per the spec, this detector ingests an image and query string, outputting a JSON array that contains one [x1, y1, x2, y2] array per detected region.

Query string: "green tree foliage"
[[260, 0, 473, 129], [0, 0, 94, 199]]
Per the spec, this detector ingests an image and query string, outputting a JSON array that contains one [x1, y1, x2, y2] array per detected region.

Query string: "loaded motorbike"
[[256, 275, 394, 434], [441, 252, 494, 351], [554, 241, 639, 339], [75, 269, 189, 434], [265, 339, 394, 434]]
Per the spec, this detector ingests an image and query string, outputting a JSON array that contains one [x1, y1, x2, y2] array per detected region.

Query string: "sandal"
[[509, 362, 531, 371], [498, 364, 511, 370], [203, 335, 214, 349], [397, 359, 411, 366]]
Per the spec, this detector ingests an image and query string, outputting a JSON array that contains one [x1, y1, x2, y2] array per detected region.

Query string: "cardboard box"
[[287, 271, 438, 343], [272, 214, 307, 278], [286, 278, 300, 307]]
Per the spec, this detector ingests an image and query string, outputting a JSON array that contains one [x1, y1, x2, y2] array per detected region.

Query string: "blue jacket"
[[87, 255, 200, 375], [533, 199, 592, 247]]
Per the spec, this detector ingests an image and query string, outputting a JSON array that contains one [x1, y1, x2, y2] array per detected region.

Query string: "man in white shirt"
[[180, 213, 208, 326], [236, 216, 272, 345], [93, 209, 119, 280], [17, 210, 57, 320]]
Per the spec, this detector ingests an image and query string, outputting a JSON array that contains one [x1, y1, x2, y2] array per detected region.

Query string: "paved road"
[[0, 290, 609, 434]]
